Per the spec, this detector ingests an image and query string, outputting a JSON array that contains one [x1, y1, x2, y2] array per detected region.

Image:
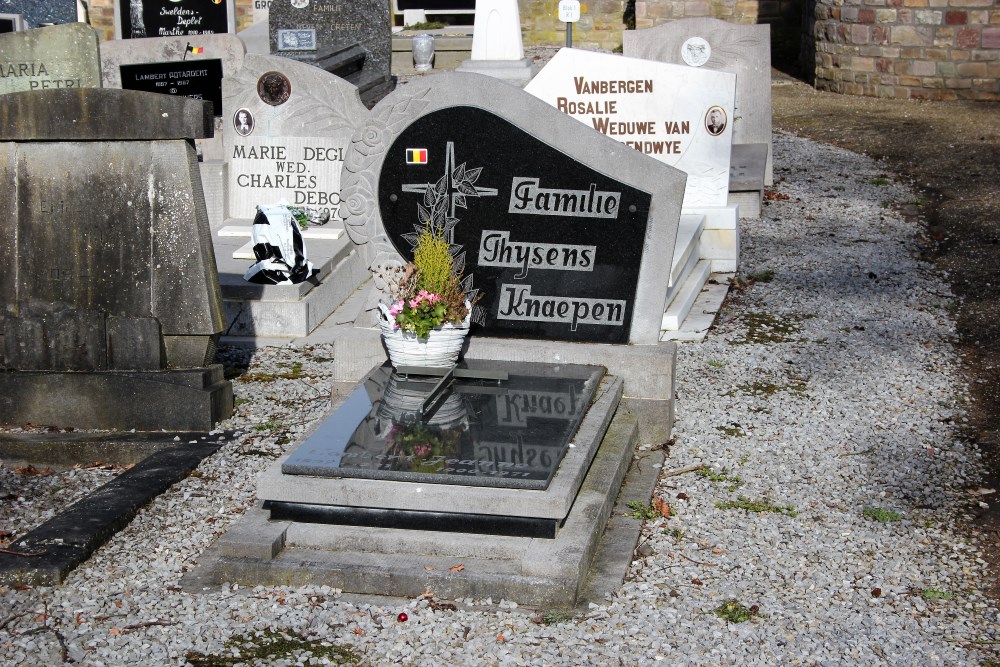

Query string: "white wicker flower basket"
[[378, 302, 471, 369]]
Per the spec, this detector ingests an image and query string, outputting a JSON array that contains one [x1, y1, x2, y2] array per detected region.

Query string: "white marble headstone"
[[470, 0, 523, 61], [624, 18, 773, 185], [525, 48, 736, 209], [222, 54, 368, 221]]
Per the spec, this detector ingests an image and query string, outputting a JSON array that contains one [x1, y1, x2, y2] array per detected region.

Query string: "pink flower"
[[388, 300, 404, 317], [409, 298, 420, 308], [414, 444, 432, 457]]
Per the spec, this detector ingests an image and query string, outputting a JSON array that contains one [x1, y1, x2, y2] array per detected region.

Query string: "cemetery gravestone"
[[115, 0, 236, 40], [0, 0, 75, 28], [340, 71, 687, 345], [222, 54, 368, 222], [100, 34, 247, 118], [268, 0, 391, 96], [456, 0, 532, 84], [0, 23, 101, 95], [525, 48, 736, 209], [623, 17, 773, 185], [0, 14, 25, 33], [0, 88, 233, 431]]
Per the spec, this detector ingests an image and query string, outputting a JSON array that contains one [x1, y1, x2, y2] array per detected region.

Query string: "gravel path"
[[0, 133, 997, 665]]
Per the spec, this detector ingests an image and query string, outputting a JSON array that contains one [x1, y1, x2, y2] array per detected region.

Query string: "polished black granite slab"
[[282, 360, 603, 490]]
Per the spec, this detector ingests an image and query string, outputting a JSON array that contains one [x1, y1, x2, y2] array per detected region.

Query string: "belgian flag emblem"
[[405, 148, 428, 164]]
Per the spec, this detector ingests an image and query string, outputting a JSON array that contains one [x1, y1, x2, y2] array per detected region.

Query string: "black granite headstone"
[[377, 106, 651, 344], [120, 59, 224, 116], [0, 1, 74, 29], [118, 0, 231, 39], [269, 0, 389, 86]]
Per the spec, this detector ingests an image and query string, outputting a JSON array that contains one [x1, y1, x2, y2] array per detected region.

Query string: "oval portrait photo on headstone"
[[291, 0, 309, 7], [681, 37, 711, 67], [233, 108, 255, 137], [705, 105, 727, 136], [257, 71, 291, 106]]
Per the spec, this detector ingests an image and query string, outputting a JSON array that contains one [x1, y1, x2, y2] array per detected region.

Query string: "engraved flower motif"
[[339, 173, 378, 245]]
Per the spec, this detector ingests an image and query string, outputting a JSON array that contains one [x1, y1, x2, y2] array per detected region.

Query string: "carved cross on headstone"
[[400, 140, 497, 242]]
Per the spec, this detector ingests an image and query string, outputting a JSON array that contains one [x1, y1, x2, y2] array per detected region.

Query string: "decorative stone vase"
[[378, 302, 470, 369], [411, 34, 435, 72]]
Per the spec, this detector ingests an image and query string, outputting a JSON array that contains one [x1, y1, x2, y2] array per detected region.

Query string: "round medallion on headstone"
[[291, 0, 310, 7], [705, 106, 727, 136], [681, 37, 711, 67], [233, 108, 255, 137], [257, 71, 292, 106]]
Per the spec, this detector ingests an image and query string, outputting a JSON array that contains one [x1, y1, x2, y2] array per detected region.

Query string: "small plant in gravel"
[[713, 600, 759, 623], [863, 507, 902, 523], [715, 424, 746, 437], [921, 588, 952, 601], [664, 527, 686, 543], [536, 608, 575, 625], [706, 359, 726, 368], [696, 467, 744, 491], [252, 418, 283, 433], [868, 176, 891, 186], [748, 269, 775, 283], [716, 497, 798, 517], [185, 629, 360, 666], [627, 501, 659, 521]]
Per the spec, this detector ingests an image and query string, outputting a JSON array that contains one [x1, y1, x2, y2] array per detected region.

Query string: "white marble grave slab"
[[525, 48, 736, 209]]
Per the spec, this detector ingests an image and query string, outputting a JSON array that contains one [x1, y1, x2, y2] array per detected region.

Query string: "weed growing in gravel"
[[748, 269, 775, 283], [715, 424, 746, 437], [921, 588, 952, 601], [713, 600, 759, 623], [252, 419, 283, 433], [664, 527, 686, 543], [863, 507, 902, 523], [868, 176, 891, 186], [716, 497, 798, 517], [724, 377, 808, 397], [627, 501, 659, 520], [706, 359, 727, 368], [537, 608, 576, 625], [186, 629, 360, 666], [239, 362, 307, 383], [731, 311, 814, 345], [697, 467, 744, 491]]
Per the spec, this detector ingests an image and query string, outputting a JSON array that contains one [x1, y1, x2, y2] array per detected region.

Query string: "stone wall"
[[811, 0, 1000, 100]]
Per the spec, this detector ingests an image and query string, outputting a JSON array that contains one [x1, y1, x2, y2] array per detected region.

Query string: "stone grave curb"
[[0, 434, 233, 586]]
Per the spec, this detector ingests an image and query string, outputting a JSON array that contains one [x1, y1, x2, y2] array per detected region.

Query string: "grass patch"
[[868, 176, 891, 186], [627, 501, 659, 521], [538, 608, 575, 625], [697, 467, 744, 491], [863, 507, 902, 523], [731, 311, 814, 345], [713, 600, 758, 623], [748, 269, 775, 283], [724, 378, 808, 397], [921, 588, 952, 601], [716, 497, 798, 517], [252, 419, 283, 433], [715, 424, 746, 437], [403, 21, 445, 29], [239, 362, 306, 383], [706, 359, 726, 368], [186, 629, 360, 666]]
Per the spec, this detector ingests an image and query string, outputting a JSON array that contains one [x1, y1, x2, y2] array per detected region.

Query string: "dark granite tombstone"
[[115, 0, 235, 40], [269, 0, 392, 105], [341, 72, 687, 345], [120, 59, 224, 116], [0, 0, 74, 29], [0, 88, 233, 431]]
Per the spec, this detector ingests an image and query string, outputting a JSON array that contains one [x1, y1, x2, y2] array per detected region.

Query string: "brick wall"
[[520, 1, 802, 68], [811, 0, 1000, 100]]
